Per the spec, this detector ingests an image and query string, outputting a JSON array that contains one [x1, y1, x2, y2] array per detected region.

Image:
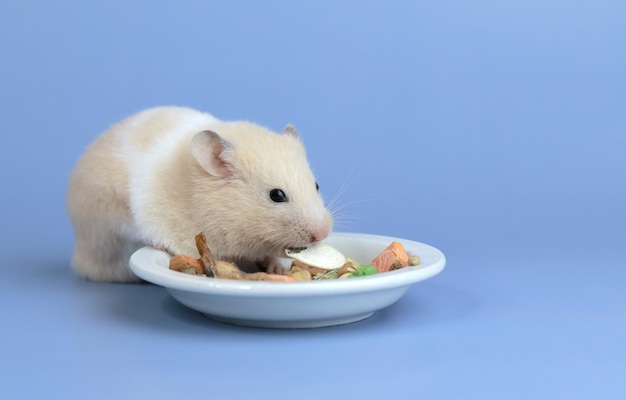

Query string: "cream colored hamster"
[[67, 106, 333, 282]]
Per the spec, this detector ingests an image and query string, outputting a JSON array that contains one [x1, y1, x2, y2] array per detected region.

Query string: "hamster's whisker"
[[327, 193, 378, 232], [331, 215, 369, 231], [328, 194, 377, 216], [325, 164, 357, 211]]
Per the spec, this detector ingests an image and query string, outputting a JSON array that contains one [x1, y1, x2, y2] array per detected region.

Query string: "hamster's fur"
[[67, 106, 333, 282]]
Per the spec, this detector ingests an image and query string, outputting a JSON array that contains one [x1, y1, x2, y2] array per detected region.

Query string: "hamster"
[[67, 106, 333, 283]]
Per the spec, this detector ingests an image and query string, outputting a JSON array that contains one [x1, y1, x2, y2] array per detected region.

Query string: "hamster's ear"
[[191, 130, 234, 178], [283, 124, 299, 139]]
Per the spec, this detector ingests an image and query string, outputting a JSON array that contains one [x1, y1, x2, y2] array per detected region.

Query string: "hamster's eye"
[[270, 189, 288, 203], [315, 182, 319, 192]]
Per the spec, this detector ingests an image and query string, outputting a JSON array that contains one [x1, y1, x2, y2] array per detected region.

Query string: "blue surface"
[[2, 1, 625, 399]]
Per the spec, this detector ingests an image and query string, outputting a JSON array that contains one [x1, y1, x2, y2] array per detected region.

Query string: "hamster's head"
[[190, 122, 333, 260]]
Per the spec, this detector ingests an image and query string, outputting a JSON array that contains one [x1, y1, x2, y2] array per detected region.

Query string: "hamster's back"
[[66, 106, 219, 281]]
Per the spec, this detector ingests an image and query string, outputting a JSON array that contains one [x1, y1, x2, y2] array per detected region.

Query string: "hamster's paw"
[[263, 256, 288, 275], [152, 243, 175, 256]]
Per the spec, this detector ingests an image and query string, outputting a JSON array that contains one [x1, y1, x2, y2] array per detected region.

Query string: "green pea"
[[351, 265, 377, 277]]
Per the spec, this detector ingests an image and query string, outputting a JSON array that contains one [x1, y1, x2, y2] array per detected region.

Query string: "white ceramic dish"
[[129, 232, 446, 328]]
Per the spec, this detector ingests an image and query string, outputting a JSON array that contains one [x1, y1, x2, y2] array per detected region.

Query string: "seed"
[[284, 242, 346, 270]]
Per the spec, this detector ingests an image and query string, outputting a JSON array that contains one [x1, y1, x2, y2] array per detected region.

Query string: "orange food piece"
[[388, 241, 409, 265], [169, 254, 205, 274], [371, 241, 409, 273], [247, 272, 299, 282]]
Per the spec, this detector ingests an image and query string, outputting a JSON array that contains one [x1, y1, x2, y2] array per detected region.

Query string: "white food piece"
[[285, 243, 346, 270]]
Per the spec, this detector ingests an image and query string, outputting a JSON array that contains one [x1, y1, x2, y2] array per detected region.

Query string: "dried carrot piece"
[[371, 241, 409, 273], [388, 241, 409, 265]]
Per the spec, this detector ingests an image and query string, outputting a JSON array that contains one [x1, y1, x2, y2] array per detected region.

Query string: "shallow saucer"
[[129, 232, 446, 328]]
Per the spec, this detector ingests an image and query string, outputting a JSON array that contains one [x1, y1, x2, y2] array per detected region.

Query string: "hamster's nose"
[[310, 214, 333, 242], [310, 231, 325, 243]]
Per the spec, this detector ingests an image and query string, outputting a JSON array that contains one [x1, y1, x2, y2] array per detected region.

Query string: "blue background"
[[2, 1, 625, 398]]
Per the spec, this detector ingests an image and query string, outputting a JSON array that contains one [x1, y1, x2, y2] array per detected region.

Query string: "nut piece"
[[288, 266, 313, 281], [336, 261, 358, 276], [290, 260, 328, 276], [245, 272, 299, 282], [211, 260, 245, 280]]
